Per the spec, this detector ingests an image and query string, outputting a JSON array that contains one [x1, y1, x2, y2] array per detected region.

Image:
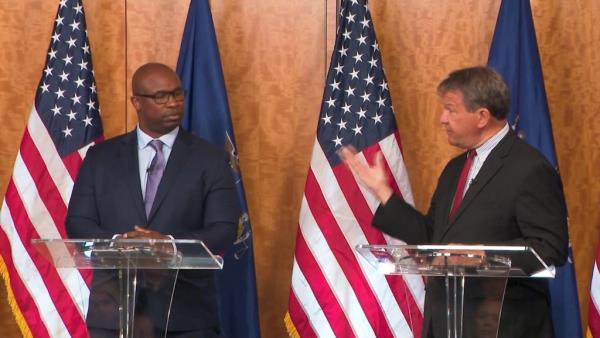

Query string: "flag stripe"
[[62, 151, 84, 182], [294, 218, 357, 337], [379, 132, 414, 204], [357, 151, 425, 322], [1, 195, 71, 338], [308, 142, 423, 336], [306, 169, 398, 337], [5, 180, 87, 337], [288, 290, 318, 338], [12, 152, 64, 239], [589, 243, 600, 336], [0, 209, 49, 338], [332, 141, 423, 336], [353, 146, 407, 250], [11, 147, 90, 318], [331, 158, 384, 240], [302, 192, 380, 337], [27, 108, 76, 202], [20, 130, 68, 238], [301, 144, 422, 337], [356, 145, 426, 332], [288, 263, 329, 338], [361, 142, 426, 330], [359, 138, 415, 246], [335, 150, 418, 330], [385, 275, 423, 336]]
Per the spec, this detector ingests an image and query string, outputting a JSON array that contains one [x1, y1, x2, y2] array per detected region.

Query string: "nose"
[[439, 109, 449, 125]]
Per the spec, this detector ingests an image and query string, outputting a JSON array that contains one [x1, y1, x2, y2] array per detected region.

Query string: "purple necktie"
[[144, 139, 165, 217]]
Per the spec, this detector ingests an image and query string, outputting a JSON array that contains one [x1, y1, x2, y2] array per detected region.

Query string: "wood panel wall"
[[1, 1, 599, 337]]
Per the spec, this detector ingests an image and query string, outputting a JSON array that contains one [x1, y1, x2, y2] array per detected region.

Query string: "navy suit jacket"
[[66, 128, 239, 332], [373, 131, 568, 338]]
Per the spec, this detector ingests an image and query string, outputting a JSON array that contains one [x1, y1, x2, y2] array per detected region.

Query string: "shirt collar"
[[474, 122, 509, 157], [136, 126, 179, 150]]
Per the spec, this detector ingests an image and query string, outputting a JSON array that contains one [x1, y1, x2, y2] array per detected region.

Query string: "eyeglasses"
[[134, 88, 185, 105]]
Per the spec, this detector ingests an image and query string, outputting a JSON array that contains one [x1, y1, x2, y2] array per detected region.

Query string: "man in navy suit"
[[340, 66, 568, 338], [66, 62, 239, 338]]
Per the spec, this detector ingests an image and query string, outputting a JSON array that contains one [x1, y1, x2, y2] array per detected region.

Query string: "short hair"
[[437, 66, 511, 119]]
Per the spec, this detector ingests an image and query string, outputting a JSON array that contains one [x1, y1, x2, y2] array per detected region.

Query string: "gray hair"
[[437, 66, 510, 119]]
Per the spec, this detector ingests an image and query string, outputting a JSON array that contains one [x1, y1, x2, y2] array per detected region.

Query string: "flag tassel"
[[284, 311, 301, 338], [0, 256, 33, 338]]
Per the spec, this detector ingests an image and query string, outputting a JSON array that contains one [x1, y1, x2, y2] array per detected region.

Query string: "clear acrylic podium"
[[356, 244, 554, 338], [32, 238, 223, 338]]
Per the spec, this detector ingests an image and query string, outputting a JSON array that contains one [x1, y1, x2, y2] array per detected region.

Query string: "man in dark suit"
[[340, 66, 568, 338], [66, 62, 239, 338]]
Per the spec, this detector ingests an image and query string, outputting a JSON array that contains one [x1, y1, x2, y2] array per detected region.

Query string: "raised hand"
[[338, 146, 394, 204]]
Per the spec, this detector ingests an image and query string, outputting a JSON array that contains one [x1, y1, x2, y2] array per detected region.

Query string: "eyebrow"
[[149, 87, 183, 94]]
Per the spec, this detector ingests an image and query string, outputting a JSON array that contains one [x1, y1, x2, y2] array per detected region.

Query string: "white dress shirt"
[[464, 123, 510, 195]]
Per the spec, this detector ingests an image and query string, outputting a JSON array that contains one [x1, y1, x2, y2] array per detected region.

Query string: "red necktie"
[[449, 149, 476, 220]]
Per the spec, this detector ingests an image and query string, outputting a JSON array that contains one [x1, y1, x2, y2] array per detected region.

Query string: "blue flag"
[[488, 1, 582, 337], [176, 1, 261, 337]]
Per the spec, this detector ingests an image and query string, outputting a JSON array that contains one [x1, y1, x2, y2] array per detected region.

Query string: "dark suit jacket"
[[66, 128, 239, 332], [373, 130, 568, 338]]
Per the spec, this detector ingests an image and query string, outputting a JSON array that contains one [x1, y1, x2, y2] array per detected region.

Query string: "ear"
[[476, 107, 491, 128], [130, 96, 141, 111]]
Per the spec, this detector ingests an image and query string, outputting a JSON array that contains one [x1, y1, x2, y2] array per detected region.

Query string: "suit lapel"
[[440, 131, 516, 239], [434, 166, 460, 241], [121, 131, 147, 224], [147, 129, 192, 222]]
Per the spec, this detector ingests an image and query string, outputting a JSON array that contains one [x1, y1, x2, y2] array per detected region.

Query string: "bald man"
[[67, 63, 238, 338]]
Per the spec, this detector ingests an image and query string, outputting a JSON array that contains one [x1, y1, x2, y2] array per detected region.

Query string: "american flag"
[[0, 0, 102, 337], [285, 0, 424, 337], [588, 239, 600, 337]]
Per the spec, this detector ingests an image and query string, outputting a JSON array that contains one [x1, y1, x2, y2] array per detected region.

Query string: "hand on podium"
[[114, 225, 176, 256], [122, 225, 170, 240], [117, 226, 178, 292]]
